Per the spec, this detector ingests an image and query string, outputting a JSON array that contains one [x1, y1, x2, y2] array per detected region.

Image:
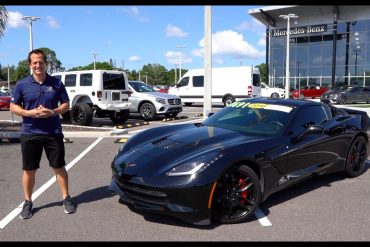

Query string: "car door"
[[284, 105, 345, 184]]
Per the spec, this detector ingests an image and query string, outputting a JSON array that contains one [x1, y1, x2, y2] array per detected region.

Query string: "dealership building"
[[249, 5, 370, 89]]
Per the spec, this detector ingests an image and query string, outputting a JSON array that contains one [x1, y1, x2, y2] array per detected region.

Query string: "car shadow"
[[260, 160, 370, 217], [32, 186, 115, 214], [118, 199, 222, 230]]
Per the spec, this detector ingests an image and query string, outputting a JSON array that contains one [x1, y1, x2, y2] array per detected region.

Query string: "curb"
[[162, 115, 188, 122], [115, 122, 149, 129]]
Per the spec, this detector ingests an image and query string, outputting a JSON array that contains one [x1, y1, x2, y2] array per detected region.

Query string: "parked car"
[[261, 82, 285, 98], [153, 85, 169, 94], [291, 85, 328, 99], [109, 97, 369, 225], [321, 86, 370, 105], [128, 81, 182, 120], [0, 92, 11, 110]]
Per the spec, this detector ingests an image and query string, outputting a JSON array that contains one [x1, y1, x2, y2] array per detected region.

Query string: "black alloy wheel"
[[212, 165, 261, 224], [345, 136, 367, 178]]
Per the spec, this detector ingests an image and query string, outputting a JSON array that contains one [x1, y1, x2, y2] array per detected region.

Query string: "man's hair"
[[28, 49, 47, 64]]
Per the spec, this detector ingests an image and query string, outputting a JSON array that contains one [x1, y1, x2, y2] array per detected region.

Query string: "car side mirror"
[[207, 112, 214, 118], [176, 84, 180, 88], [295, 125, 324, 143]]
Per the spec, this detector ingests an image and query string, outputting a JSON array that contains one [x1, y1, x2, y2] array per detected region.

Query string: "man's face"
[[29, 53, 47, 76]]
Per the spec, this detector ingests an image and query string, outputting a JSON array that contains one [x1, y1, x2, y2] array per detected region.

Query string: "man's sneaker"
[[20, 200, 33, 219], [63, 195, 76, 214]]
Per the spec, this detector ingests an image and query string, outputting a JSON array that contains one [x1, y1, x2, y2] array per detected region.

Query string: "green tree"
[[68, 62, 114, 71], [256, 63, 267, 83], [39, 47, 64, 73], [0, 6, 8, 39], [1, 64, 16, 81], [15, 60, 30, 81], [141, 63, 169, 85]]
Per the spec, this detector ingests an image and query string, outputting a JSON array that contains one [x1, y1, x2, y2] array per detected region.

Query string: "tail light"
[[248, 86, 252, 96], [97, 91, 102, 98]]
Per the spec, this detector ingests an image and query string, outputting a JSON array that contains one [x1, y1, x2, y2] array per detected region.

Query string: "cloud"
[[258, 37, 265, 46], [235, 21, 249, 31], [165, 51, 192, 65], [117, 6, 149, 22], [192, 30, 265, 60], [7, 11, 28, 28], [47, 16, 60, 29], [129, 56, 141, 61], [165, 24, 187, 38]]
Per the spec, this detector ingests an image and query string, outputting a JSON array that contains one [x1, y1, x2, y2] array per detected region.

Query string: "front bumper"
[[109, 177, 212, 225]]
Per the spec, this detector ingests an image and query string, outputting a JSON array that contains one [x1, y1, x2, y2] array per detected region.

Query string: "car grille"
[[115, 175, 169, 206], [168, 98, 181, 105]]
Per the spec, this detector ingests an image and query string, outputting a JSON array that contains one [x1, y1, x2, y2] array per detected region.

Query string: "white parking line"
[[0, 137, 103, 229], [254, 207, 272, 226]]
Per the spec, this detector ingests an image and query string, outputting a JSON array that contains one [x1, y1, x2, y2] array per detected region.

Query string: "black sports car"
[[109, 98, 369, 225]]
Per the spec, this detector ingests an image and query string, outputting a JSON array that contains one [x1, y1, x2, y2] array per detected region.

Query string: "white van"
[[168, 66, 261, 106], [52, 70, 131, 126]]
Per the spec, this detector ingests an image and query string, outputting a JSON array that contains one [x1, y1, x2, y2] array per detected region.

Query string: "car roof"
[[240, 97, 323, 108]]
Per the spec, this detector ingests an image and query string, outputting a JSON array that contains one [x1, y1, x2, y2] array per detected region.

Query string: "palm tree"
[[0, 5, 8, 39]]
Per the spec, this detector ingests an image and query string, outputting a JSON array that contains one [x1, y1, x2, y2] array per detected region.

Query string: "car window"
[[193, 76, 204, 87], [177, 77, 189, 87], [289, 105, 329, 134], [203, 101, 294, 136], [129, 82, 156, 92]]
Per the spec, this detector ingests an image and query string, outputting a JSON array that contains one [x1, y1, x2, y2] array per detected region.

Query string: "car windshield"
[[203, 101, 295, 136], [129, 81, 156, 92]]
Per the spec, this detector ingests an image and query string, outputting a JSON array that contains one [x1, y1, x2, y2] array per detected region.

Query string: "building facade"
[[249, 5, 370, 89]]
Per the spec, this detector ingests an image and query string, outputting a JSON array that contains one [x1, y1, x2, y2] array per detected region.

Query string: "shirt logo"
[[46, 86, 54, 93]]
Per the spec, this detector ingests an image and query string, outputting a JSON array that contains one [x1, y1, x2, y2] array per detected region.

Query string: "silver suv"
[[128, 81, 182, 120]]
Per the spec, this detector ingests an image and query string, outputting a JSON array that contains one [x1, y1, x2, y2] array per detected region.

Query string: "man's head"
[[28, 49, 47, 77]]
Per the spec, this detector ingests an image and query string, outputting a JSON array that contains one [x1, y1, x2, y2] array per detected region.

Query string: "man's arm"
[[52, 102, 70, 116], [10, 103, 38, 118]]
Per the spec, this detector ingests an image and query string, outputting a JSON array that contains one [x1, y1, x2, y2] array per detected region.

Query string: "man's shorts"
[[20, 134, 66, 170]]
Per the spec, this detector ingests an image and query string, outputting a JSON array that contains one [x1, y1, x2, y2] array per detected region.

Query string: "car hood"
[[115, 125, 275, 177], [133, 91, 179, 99]]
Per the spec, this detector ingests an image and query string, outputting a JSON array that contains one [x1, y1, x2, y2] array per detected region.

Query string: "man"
[[10, 49, 76, 219]]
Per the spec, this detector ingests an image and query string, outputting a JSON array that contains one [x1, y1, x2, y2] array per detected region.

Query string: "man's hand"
[[34, 105, 54, 118]]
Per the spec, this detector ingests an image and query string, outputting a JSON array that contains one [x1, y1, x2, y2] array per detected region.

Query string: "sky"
[[0, 5, 267, 72]]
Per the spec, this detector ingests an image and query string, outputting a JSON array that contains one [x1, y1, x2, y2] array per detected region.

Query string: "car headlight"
[[156, 98, 167, 104], [166, 152, 224, 176], [331, 94, 337, 99]]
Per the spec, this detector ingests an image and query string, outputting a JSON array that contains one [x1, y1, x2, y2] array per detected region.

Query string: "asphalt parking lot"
[[1, 106, 370, 241]]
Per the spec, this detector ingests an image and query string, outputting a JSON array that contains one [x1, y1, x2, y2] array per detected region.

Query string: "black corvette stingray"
[[109, 98, 369, 225]]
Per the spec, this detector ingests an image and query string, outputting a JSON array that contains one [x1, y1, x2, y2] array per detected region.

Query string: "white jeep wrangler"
[[52, 70, 131, 126]]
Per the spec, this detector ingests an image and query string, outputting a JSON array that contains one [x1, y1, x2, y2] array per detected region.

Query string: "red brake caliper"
[[239, 178, 248, 203]]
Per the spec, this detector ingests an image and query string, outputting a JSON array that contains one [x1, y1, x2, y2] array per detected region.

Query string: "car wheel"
[[338, 96, 347, 105], [212, 165, 261, 224], [271, 93, 279, 98], [139, 102, 156, 120], [110, 110, 129, 124], [345, 136, 367, 178], [223, 96, 235, 107], [71, 103, 93, 126]]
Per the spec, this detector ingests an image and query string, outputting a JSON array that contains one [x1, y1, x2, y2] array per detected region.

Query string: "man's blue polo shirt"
[[11, 74, 69, 136]]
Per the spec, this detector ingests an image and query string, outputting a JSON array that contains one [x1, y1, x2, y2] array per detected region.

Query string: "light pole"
[[279, 13, 298, 99], [353, 48, 360, 78], [92, 51, 98, 70], [145, 72, 148, 85], [22, 16, 40, 52], [176, 45, 186, 79], [296, 61, 301, 97]]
